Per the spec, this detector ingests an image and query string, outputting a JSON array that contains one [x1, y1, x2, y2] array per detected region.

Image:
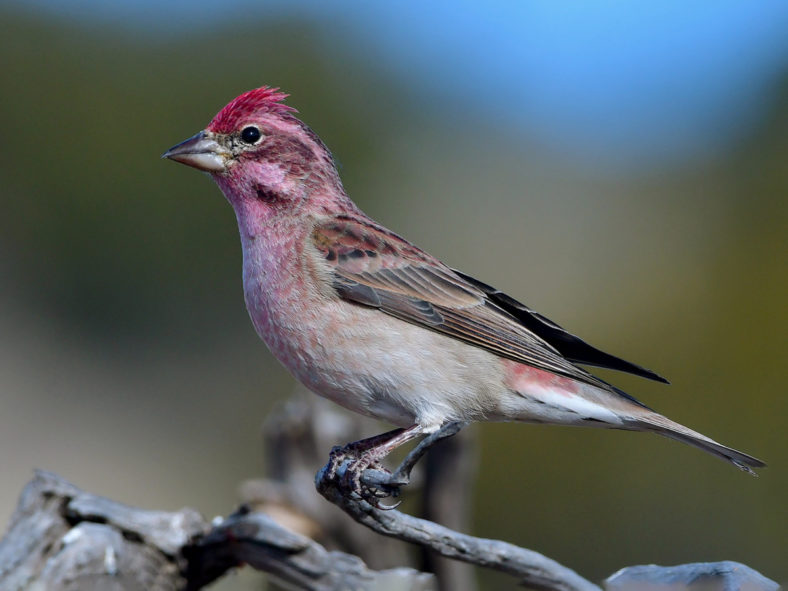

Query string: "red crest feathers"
[[207, 86, 297, 133]]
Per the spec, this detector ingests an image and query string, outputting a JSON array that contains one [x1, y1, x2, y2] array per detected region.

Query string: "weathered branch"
[[0, 470, 433, 591], [0, 397, 778, 591], [184, 505, 434, 590], [316, 461, 601, 591], [0, 469, 204, 591], [1, 467, 780, 591]]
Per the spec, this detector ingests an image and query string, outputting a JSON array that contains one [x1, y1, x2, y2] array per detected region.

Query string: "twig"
[[316, 460, 601, 591], [184, 505, 433, 590], [0, 468, 776, 590]]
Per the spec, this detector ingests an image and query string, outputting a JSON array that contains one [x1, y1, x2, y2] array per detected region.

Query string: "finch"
[[163, 86, 763, 479]]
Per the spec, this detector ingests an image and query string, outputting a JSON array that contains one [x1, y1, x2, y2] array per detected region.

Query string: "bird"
[[163, 86, 764, 494]]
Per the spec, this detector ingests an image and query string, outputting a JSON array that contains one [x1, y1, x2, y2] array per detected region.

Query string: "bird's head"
[[163, 86, 347, 218]]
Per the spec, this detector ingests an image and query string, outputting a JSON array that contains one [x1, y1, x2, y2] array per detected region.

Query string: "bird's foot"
[[317, 422, 467, 510], [324, 426, 410, 481], [318, 444, 395, 508], [342, 450, 401, 509], [319, 446, 406, 509]]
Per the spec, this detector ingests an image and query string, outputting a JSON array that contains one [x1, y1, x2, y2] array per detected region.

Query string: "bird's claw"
[[343, 458, 415, 509], [341, 452, 395, 507], [318, 422, 467, 509], [320, 447, 406, 509]]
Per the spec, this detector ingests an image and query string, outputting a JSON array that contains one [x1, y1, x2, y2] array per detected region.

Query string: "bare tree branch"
[[184, 505, 434, 590], [0, 470, 203, 591], [316, 461, 602, 591], [0, 400, 777, 591], [0, 467, 778, 591], [0, 470, 433, 591], [605, 562, 780, 591]]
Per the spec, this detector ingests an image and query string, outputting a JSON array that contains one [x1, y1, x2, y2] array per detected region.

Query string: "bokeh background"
[[1, 1, 786, 589]]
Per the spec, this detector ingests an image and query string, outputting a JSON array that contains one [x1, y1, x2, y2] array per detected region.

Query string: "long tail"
[[634, 414, 766, 475]]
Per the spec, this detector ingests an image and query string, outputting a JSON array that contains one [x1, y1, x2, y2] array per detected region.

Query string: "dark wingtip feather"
[[567, 348, 670, 385], [452, 269, 670, 384]]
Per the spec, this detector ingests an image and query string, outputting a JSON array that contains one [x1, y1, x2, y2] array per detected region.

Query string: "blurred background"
[[1, 1, 786, 588]]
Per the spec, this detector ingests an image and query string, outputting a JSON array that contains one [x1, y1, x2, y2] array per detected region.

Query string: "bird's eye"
[[240, 126, 262, 144]]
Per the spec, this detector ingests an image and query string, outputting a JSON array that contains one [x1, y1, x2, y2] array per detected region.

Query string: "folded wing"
[[312, 214, 665, 399]]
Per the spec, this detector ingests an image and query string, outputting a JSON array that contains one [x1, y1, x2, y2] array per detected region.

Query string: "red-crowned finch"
[[164, 87, 764, 484]]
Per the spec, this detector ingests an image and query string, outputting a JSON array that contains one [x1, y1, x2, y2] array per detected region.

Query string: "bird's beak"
[[162, 131, 230, 173]]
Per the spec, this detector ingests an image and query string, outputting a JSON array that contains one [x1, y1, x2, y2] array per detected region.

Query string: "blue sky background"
[[11, 0, 788, 169]]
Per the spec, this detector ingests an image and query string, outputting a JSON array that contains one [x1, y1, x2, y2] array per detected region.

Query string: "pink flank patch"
[[207, 87, 297, 134], [502, 360, 580, 395]]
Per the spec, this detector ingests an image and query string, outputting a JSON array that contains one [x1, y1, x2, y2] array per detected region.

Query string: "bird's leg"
[[326, 426, 410, 479], [319, 425, 424, 507], [339, 425, 424, 503], [385, 420, 468, 490], [321, 422, 468, 509]]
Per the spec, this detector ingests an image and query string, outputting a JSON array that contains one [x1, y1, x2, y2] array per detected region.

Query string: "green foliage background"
[[1, 8, 785, 588]]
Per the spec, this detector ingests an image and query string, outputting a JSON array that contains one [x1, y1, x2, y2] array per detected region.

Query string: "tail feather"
[[636, 415, 765, 475]]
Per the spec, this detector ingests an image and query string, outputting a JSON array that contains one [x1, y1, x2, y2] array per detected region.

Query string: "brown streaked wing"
[[311, 215, 619, 392], [452, 269, 669, 384]]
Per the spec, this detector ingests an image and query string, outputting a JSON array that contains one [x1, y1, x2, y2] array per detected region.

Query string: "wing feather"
[[452, 270, 668, 383], [312, 214, 663, 396]]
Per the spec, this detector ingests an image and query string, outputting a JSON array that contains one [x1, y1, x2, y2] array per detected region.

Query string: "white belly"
[[250, 290, 507, 429]]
